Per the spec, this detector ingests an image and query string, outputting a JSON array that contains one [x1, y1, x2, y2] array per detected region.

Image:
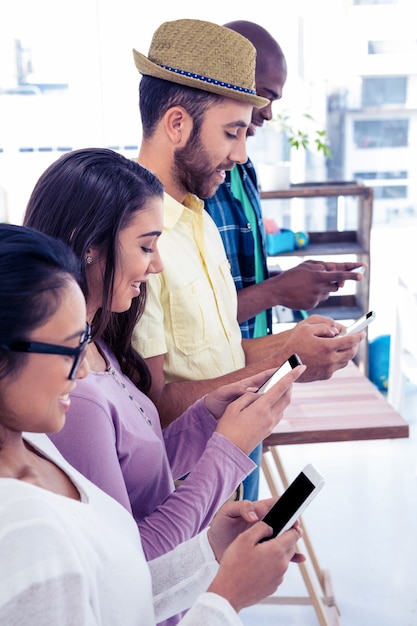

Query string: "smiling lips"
[[248, 121, 263, 137], [131, 282, 141, 296], [59, 393, 71, 409]]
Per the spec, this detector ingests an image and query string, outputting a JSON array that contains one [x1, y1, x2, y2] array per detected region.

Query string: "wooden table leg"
[[261, 447, 341, 626]]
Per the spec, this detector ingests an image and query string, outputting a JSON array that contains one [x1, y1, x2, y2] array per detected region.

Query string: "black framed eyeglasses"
[[0, 322, 91, 380]]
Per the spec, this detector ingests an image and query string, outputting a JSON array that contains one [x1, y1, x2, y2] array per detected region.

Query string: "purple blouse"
[[49, 340, 254, 560]]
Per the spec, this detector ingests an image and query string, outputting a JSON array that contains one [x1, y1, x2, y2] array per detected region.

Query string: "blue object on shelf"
[[294, 231, 310, 249], [368, 334, 390, 391], [266, 229, 295, 255]]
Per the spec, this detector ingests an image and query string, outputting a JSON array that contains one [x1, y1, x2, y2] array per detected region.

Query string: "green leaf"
[[271, 111, 332, 158]]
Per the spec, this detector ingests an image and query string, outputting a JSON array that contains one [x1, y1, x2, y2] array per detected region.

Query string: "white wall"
[[0, 0, 309, 223]]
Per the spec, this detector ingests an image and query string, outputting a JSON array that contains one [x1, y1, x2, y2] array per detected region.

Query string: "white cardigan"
[[0, 433, 242, 626]]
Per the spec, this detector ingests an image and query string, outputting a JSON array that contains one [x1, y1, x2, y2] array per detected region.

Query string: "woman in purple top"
[[24, 148, 304, 561]]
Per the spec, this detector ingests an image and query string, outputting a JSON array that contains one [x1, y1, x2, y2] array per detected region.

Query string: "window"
[[353, 119, 409, 148], [362, 77, 407, 106], [353, 171, 407, 180], [368, 40, 417, 54], [373, 186, 407, 199], [354, 0, 395, 4]]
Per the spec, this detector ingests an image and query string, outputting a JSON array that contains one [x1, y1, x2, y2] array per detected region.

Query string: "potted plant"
[[253, 111, 332, 191], [274, 111, 332, 158]]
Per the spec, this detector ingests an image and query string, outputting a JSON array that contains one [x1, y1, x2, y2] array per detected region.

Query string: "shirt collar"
[[163, 192, 205, 230]]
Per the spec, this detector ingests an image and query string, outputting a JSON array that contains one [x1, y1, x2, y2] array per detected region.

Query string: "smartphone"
[[260, 464, 325, 541], [340, 310, 376, 336], [257, 354, 303, 394]]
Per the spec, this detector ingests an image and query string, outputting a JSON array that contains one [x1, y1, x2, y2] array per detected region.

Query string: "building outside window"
[[362, 76, 407, 106], [353, 119, 409, 148]]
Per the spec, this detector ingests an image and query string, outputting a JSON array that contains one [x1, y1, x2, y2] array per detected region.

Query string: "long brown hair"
[[24, 148, 164, 393]]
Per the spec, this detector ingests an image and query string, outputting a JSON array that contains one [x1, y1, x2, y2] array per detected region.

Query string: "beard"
[[172, 130, 233, 199]]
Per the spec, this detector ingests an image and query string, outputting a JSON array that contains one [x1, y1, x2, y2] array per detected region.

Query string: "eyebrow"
[[64, 329, 87, 342], [138, 231, 162, 238], [261, 87, 280, 101], [224, 120, 249, 129]]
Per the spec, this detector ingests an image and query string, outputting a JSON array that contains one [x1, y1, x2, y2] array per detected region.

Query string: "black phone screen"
[[262, 472, 315, 538]]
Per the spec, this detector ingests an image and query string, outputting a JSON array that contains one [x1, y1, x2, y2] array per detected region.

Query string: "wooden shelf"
[[260, 181, 374, 201], [260, 181, 373, 372], [272, 232, 367, 257], [306, 295, 364, 321]]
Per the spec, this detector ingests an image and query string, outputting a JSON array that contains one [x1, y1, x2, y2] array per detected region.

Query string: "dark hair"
[[139, 75, 223, 139], [24, 148, 164, 393], [0, 223, 81, 380]]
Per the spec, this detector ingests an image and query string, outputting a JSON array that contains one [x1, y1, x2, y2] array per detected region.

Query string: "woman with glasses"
[[23, 148, 305, 567], [0, 223, 305, 625]]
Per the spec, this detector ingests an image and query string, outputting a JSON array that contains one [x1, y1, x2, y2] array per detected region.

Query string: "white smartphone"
[[261, 464, 325, 540], [256, 354, 303, 394], [340, 310, 376, 336]]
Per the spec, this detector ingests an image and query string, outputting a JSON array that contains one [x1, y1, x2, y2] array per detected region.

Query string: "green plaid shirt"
[[205, 160, 272, 338]]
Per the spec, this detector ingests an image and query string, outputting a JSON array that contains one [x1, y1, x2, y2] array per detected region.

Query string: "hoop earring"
[[86, 256, 93, 265]]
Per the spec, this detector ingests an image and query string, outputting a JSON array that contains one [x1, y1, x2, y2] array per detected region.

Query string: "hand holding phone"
[[257, 354, 303, 394], [260, 464, 325, 541], [340, 310, 376, 336]]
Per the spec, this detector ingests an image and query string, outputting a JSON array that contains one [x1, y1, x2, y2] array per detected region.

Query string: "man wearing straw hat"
[[132, 19, 364, 499], [203, 21, 366, 498]]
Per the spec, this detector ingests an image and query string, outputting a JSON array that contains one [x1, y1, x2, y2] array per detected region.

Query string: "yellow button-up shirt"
[[134, 192, 245, 382]]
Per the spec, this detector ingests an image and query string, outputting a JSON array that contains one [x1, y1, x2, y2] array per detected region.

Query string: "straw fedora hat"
[[133, 19, 269, 108]]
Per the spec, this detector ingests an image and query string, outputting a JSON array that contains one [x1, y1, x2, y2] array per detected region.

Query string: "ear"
[[85, 246, 99, 265], [163, 106, 193, 146]]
